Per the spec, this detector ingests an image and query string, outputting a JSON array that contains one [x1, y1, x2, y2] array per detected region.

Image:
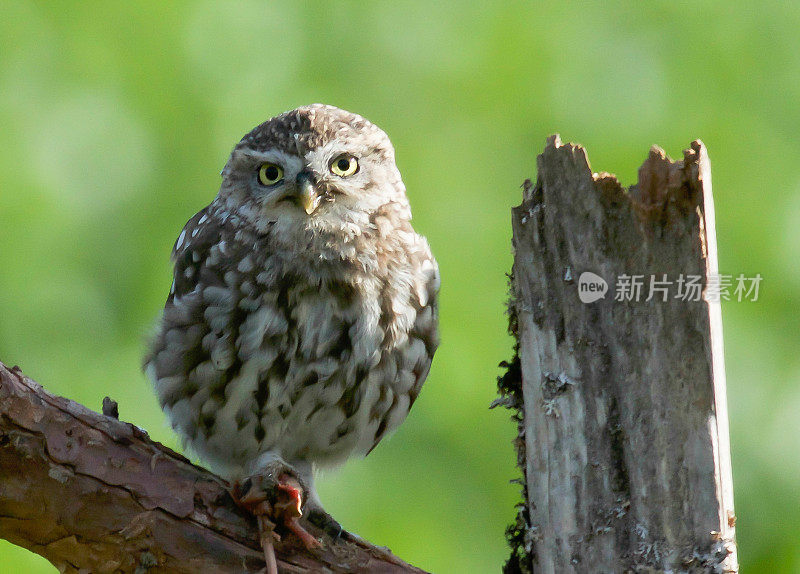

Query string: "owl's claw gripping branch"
[[233, 474, 321, 574]]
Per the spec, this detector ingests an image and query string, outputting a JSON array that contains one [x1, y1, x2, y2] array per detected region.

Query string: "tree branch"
[[0, 361, 426, 573]]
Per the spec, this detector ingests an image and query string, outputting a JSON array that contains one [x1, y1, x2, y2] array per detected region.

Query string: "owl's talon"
[[286, 515, 323, 549], [274, 475, 303, 518], [232, 468, 323, 570]]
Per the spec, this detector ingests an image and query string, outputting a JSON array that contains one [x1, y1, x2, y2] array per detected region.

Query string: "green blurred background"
[[0, 1, 797, 572]]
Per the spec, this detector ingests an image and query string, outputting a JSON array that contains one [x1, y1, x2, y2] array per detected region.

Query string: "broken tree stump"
[[501, 136, 737, 573]]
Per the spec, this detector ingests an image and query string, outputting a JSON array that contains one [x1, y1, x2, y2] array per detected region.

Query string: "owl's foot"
[[232, 470, 321, 574]]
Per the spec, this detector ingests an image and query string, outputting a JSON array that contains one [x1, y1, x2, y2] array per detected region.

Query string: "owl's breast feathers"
[[146, 202, 439, 472]]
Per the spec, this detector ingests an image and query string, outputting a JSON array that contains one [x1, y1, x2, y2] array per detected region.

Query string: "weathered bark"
[[502, 136, 737, 573], [0, 361, 426, 574]]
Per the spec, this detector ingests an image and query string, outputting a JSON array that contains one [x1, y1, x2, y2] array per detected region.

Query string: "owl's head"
[[217, 104, 410, 233]]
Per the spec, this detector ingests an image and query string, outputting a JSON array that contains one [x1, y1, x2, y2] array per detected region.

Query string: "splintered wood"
[[509, 136, 737, 573]]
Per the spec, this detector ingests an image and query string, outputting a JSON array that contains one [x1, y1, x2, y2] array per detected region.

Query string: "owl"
[[144, 104, 439, 565]]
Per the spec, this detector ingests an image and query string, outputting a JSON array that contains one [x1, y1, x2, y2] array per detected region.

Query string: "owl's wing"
[[168, 207, 223, 303], [146, 207, 243, 424], [407, 247, 440, 407], [366, 242, 440, 455]]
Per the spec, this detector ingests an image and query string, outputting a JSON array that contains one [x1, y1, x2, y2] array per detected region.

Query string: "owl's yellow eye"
[[330, 155, 359, 177], [258, 163, 284, 186]]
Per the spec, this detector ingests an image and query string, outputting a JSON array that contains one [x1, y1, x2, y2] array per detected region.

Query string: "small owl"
[[144, 104, 439, 557]]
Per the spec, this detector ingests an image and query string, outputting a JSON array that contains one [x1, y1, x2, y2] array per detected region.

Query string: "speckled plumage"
[[145, 105, 439, 507]]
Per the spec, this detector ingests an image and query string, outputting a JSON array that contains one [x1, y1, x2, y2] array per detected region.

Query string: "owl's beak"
[[296, 172, 321, 215]]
